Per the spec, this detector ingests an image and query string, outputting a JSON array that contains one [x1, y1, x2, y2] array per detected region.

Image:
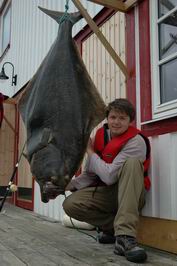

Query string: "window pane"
[[159, 11, 177, 59], [160, 58, 177, 103], [158, 0, 177, 18], [2, 5, 11, 53]]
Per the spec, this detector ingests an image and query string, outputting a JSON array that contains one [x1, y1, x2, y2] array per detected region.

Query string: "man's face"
[[107, 110, 131, 138]]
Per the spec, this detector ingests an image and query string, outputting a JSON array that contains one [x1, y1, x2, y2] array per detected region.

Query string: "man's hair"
[[106, 98, 136, 122]]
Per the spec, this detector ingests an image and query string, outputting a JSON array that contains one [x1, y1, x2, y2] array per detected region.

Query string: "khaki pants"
[[63, 158, 145, 237]]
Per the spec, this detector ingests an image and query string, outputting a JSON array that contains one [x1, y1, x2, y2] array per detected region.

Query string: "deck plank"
[[0, 251, 26, 266], [0, 203, 177, 266]]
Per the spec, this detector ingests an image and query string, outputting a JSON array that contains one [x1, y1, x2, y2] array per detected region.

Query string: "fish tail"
[[38, 6, 82, 25]]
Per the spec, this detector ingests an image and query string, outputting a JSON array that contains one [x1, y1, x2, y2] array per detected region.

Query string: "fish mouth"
[[41, 181, 65, 203]]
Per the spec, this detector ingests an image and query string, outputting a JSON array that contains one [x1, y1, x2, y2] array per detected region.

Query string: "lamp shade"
[[0, 67, 9, 80]]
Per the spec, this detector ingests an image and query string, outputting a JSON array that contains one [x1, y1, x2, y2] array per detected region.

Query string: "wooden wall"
[[82, 11, 126, 105], [0, 103, 15, 186], [17, 116, 32, 188]]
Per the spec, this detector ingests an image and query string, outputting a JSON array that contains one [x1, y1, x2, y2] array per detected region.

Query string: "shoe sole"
[[114, 245, 147, 263], [126, 251, 147, 263]]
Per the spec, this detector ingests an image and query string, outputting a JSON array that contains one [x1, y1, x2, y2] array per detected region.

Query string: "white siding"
[[0, 0, 102, 97], [0, 0, 3, 7], [143, 133, 177, 220], [34, 183, 71, 221], [134, 4, 177, 221]]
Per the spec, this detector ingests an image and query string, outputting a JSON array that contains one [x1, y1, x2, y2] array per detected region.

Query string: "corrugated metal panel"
[[143, 133, 177, 220], [34, 183, 68, 221], [0, 0, 102, 97], [34, 11, 126, 221]]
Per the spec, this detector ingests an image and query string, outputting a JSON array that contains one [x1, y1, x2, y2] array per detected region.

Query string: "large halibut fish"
[[18, 7, 106, 202]]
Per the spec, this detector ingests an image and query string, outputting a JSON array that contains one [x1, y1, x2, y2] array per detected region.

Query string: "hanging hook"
[[65, 0, 69, 13]]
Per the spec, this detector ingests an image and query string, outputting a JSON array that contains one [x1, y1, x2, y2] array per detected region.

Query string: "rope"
[[65, 0, 69, 12], [69, 216, 98, 241], [58, 0, 73, 25], [64, 193, 98, 241]]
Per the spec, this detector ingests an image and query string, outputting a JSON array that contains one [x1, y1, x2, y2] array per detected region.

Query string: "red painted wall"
[[126, 0, 177, 137], [126, 9, 136, 108], [139, 0, 152, 122]]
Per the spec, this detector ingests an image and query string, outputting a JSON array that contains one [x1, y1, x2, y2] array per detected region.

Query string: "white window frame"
[[0, 1, 11, 56], [150, 0, 177, 120]]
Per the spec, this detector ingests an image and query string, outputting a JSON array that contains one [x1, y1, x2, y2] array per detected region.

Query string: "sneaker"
[[98, 232, 116, 244], [114, 235, 147, 263]]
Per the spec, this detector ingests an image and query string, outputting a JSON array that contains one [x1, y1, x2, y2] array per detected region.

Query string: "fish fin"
[[38, 6, 82, 25], [22, 152, 28, 160], [69, 11, 83, 24]]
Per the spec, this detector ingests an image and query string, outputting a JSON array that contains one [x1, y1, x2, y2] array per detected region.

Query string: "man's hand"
[[87, 138, 94, 156], [65, 182, 76, 192]]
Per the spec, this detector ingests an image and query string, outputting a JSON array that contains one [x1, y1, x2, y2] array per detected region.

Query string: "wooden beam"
[[124, 0, 139, 10], [86, 0, 126, 12], [72, 0, 129, 78], [3, 115, 16, 133], [4, 98, 16, 105], [87, 0, 138, 12]]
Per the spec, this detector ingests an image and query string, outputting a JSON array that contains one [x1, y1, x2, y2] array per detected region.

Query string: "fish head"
[[28, 128, 72, 202], [31, 148, 71, 202]]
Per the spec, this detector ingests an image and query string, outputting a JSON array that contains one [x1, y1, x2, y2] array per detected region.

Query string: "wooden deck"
[[0, 203, 177, 266]]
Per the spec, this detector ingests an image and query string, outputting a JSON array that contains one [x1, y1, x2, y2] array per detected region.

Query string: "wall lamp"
[[0, 62, 17, 86]]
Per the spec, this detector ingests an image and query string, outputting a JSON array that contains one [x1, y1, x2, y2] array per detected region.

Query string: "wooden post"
[[124, 0, 139, 11], [4, 98, 17, 104], [86, 0, 125, 11], [72, 0, 129, 79], [3, 115, 16, 133], [86, 0, 138, 12]]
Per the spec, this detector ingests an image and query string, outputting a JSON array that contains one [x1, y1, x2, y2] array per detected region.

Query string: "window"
[[0, 2, 11, 56], [151, 0, 177, 118]]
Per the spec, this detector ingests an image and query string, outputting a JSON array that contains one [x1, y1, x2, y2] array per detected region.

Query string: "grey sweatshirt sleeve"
[[70, 171, 99, 190], [87, 134, 147, 185], [71, 134, 147, 189]]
